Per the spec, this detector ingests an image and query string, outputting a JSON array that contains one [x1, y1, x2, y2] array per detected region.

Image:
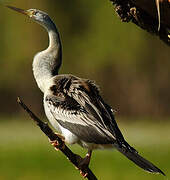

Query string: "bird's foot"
[[77, 150, 92, 177], [78, 153, 91, 169], [49, 133, 65, 151], [80, 170, 88, 178]]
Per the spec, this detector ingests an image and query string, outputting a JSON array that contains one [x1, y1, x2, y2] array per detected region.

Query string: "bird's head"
[[6, 6, 53, 29]]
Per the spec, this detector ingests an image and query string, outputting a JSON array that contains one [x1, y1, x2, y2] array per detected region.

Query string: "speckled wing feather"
[[45, 75, 130, 146], [45, 94, 114, 144]]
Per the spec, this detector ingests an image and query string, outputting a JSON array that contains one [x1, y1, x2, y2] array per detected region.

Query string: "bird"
[[7, 5, 165, 175]]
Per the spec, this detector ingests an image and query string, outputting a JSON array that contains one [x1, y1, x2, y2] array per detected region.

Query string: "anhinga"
[[7, 5, 165, 175]]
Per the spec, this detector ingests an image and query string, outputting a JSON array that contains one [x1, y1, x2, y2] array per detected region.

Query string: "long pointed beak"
[[6, 5, 30, 16]]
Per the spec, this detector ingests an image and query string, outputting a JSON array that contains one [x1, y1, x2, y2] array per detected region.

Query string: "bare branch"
[[17, 97, 98, 180]]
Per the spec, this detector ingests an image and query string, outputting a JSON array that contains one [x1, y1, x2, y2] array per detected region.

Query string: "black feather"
[[57, 119, 114, 144], [115, 143, 165, 175]]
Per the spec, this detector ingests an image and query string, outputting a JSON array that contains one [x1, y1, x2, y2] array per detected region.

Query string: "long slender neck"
[[33, 20, 62, 92]]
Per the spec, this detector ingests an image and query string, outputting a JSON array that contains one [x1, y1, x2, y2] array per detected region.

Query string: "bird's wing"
[[45, 76, 126, 145]]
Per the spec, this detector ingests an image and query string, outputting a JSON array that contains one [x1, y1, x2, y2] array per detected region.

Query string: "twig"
[[17, 97, 98, 180]]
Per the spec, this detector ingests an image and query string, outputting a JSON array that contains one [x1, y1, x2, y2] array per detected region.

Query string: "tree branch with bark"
[[110, 0, 170, 45], [17, 97, 98, 180]]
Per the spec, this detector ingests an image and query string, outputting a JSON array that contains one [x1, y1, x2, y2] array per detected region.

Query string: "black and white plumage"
[[44, 75, 123, 148], [7, 6, 165, 175]]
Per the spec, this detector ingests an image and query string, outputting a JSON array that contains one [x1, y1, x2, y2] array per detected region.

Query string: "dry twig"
[[17, 97, 98, 180]]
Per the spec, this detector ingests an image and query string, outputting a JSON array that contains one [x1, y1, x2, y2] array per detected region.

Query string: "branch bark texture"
[[110, 0, 170, 45]]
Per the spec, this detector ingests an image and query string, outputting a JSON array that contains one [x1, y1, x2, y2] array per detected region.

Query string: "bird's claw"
[[74, 155, 89, 177], [80, 170, 88, 178], [76, 151, 92, 178], [49, 133, 65, 151], [49, 139, 60, 151]]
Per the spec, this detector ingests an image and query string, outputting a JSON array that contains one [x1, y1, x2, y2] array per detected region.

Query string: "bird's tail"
[[115, 142, 165, 176]]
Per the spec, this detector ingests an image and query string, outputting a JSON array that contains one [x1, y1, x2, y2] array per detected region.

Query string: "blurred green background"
[[0, 0, 169, 179]]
